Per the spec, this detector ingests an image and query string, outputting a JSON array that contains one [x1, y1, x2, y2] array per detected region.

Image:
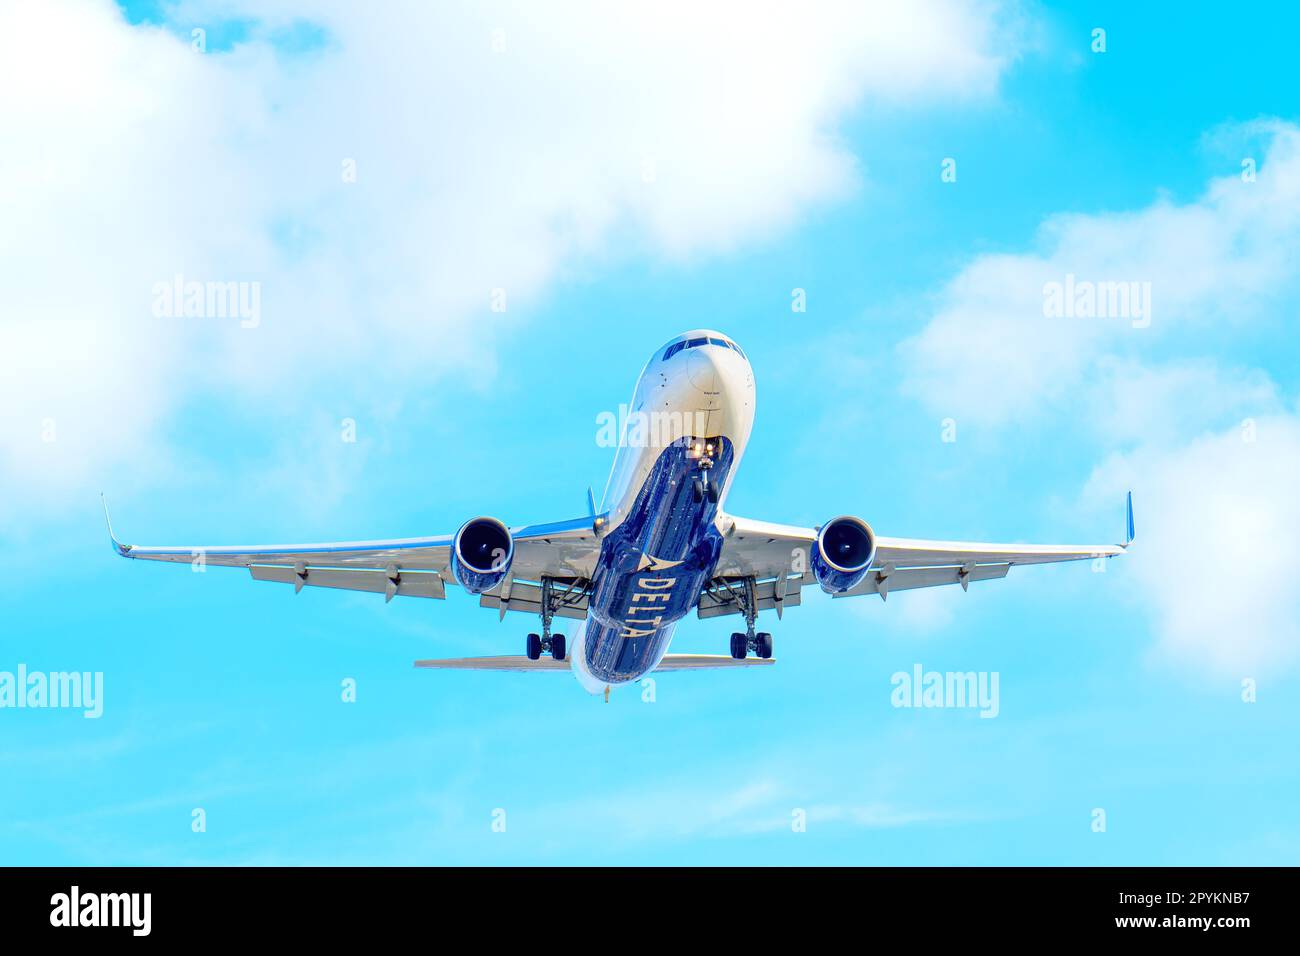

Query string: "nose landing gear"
[[691, 475, 720, 504], [689, 440, 721, 504]]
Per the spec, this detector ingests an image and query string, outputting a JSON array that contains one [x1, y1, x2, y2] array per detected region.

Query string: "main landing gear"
[[526, 632, 563, 661], [729, 631, 772, 660], [526, 630, 565, 661], [719, 576, 773, 660], [525, 577, 573, 661]]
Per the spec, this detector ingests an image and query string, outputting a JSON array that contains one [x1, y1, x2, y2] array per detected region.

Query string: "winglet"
[[586, 486, 597, 518], [100, 493, 132, 557], [1124, 491, 1135, 547]]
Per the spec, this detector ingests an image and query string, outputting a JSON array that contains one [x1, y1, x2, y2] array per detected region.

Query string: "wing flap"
[[873, 537, 1124, 568], [697, 575, 805, 620], [476, 578, 589, 620], [250, 565, 446, 599], [477, 594, 588, 620], [832, 562, 1010, 598]]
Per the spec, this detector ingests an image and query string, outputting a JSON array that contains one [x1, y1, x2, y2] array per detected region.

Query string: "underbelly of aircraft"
[[578, 436, 734, 685]]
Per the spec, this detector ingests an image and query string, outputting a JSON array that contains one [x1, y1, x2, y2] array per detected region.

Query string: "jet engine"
[[811, 516, 877, 594], [451, 517, 514, 594]]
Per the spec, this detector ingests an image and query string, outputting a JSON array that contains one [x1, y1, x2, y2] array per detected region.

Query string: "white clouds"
[[1085, 357, 1279, 447], [899, 122, 1300, 426], [896, 121, 1300, 678], [0, 0, 277, 508], [0, 0, 1021, 513], [1084, 416, 1300, 679]]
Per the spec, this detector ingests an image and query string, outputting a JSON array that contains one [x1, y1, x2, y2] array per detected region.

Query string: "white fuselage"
[[569, 330, 756, 693]]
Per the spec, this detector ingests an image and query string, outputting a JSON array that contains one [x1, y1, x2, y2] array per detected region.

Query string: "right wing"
[[103, 496, 604, 607]]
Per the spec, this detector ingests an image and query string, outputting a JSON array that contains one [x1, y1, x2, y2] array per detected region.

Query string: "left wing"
[[709, 497, 1130, 614], [103, 496, 604, 606]]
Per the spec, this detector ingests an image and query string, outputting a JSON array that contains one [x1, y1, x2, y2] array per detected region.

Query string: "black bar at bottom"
[[0, 866, 1285, 942]]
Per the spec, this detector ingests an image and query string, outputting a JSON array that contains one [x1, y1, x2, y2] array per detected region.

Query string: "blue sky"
[[2, 0, 1298, 865]]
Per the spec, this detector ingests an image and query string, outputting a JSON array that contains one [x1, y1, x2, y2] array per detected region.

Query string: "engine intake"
[[811, 516, 876, 594], [451, 517, 514, 594]]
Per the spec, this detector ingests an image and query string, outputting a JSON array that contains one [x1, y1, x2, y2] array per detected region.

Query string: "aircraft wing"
[[707, 495, 1131, 614], [103, 497, 605, 607]]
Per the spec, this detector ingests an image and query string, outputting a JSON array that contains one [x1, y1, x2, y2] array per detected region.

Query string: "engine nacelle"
[[811, 515, 877, 594], [451, 517, 514, 594]]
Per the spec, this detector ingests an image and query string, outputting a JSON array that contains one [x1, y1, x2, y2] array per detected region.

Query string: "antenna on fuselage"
[[588, 486, 606, 536]]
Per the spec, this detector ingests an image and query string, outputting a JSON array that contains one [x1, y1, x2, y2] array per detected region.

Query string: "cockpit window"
[[663, 336, 746, 361]]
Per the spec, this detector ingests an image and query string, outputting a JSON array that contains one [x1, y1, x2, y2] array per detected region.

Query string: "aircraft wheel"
[[550, 634, 566, 661], [692, 477, 705, 503], [526, 633, 542, 660], [729, 632, 747, 660], [706, 481, 720, 503], [755, 632, 773, 659]]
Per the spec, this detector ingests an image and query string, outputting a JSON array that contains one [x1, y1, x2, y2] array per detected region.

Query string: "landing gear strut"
[[526, 577, 573, 661], [690, 440, 721, 504], [721, 576, 773, 660]]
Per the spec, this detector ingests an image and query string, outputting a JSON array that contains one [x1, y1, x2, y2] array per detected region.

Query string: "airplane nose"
[[684, 346, 722, 391]]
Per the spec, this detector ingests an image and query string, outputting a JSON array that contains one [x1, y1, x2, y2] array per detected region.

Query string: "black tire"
[[756, 632, 773, 659], [730, 632, 747, 660], [706, 482, 720, 503], [692, 477, 705, 503], [550, 633, 566, 661], [526, 633, 542, 660]]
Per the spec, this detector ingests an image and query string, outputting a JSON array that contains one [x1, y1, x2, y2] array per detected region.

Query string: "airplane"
[[104, 329, 1133, 696]]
